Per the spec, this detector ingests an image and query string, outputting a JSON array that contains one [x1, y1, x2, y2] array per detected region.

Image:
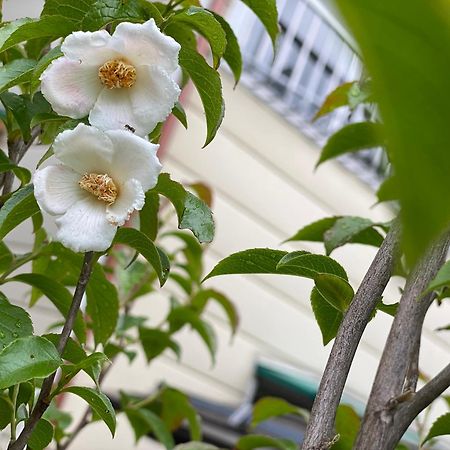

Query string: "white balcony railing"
[[226, 0, 388, 187]]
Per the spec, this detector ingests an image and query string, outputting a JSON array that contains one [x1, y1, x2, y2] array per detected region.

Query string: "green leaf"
[[179, 193, 214, 244], [376, 301, 398, 317], [174, 444, 218, 450], [11, 273, 86, 343], [314, 273, 354, 312], [41, 0, 95, 25], [0, 396, 12, 430], [172, 101, 188, 129], [423, 412, 450, 444], [251, 397, 307, 428], [30, 45, 63, 92], [114, 228, 168, 286], [204, 248, 288, 281], [139, 328, 180, 362], [59, 352, 108, 388], [62, 386, 116, 436], [286, 217, 340, 243], [191, 289, 239, 335], [314, 80, 372, 121], [43, 333, 86, 364], [139, 191, 159, 241], [317, 122, 385, 166], [0, 150, 31, 186], [277, 251, 348, 280], [236, 435, 297, 450], [324, 216, 384, 255], [0, 296, 34, 347], [153, 174, 215, 243], [169, 7, 226, 68], [211, 13, 242, 85], [310, 287, 343, 345], [86, 263, 119, 346], [0, 336, 61, 389], [125, 408, 175, 449], [28, 418, 54, 450], [160, 387, 201, 441], [82, 0, 161, 31], [0, 185, 40, 241], [0, 59, 36, 94], [376, 175, 399, 203], [335, 1, 450, 263], [0, 17, 75, 54], [425, 260, 450, 295], [0, 241, 13, 273], [168, 307, 217, 363], [331, 404, 360, 450], [179, 47, 224, 147], [239, 0, 279, 48]]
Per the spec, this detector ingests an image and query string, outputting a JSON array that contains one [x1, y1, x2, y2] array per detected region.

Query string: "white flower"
[[40, 19, 181, 136], [33, 123, 162, 253]]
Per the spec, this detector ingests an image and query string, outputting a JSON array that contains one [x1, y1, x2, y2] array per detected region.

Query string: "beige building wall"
[[2, 1, 450, 448]]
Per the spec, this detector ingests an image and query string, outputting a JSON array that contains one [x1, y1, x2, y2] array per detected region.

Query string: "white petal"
[[106, 179, 145, 226], [62, 30, 118, 64], [53, 123, 114, 174], [33, 165, 87, 216], [40, 57, 102, 118], [88, 88, 136, 134], [110, 19, 180, 72], [56, 197, 117, 253], [129, 66, 180, 135], [105, 129, 162, 190]]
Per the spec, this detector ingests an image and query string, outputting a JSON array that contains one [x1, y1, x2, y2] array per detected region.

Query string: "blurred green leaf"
[[236, 435, 297, 450], [0, 396, 12, 430], [423, 412, 450, 444], [0, 336, 61, 389], [317, 122, 385, 166], [179, 47, 224, 147], [310, 287, 343, 345], [139, 328, 180, 362], [0, 149, 31, 186], [331, 404, 360, 450], [58, 352, 108, 388], [251, 397, 308, 428], [424, 260, 450, 295], [376, 175, 399, 203], [28, 418, 54, 450], [30, 45, 63, 92], [336, 1, 450, 262], [114, 228, 168, 286], [0, 242, 13, 273], [191, 289, 239, 335], [172, 102, 188, 129], [140, 191, 159, 241], [63, 386, 116, 436], [125, 408, 175, 448]]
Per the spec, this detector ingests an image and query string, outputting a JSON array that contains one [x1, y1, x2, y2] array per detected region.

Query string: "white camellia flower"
[[33, 123, 162, 253], [40, 19, 181, 136]]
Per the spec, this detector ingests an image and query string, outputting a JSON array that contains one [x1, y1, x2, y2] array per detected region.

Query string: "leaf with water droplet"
[[0, 295, 33, 346]]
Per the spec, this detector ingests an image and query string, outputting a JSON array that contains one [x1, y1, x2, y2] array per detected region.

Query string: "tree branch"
[[301, 222, 401, 450], [8, 251, 95, 450], [354, 233, 450, 450], [384, 362, 450, 449]]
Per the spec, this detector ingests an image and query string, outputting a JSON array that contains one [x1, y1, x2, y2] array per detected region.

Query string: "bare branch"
[[354, 233, 450, 450], [8, 252, 95, 450], [301, 222, 401, 450]]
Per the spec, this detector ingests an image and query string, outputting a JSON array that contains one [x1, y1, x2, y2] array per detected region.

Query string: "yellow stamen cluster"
[[98, 59, 137, 89], [79, 173, 118, 205]]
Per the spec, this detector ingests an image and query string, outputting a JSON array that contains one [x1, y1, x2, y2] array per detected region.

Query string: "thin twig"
[[301, 222, 401, 450], [354, 233, 450, 450], [8, 252, 95, 450]]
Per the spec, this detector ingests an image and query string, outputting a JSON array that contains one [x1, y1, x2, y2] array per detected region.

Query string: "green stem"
[[10, 384, 19, 443]]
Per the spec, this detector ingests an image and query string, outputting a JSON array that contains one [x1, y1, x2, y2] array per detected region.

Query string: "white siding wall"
[[2, 1, 450, 448]]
